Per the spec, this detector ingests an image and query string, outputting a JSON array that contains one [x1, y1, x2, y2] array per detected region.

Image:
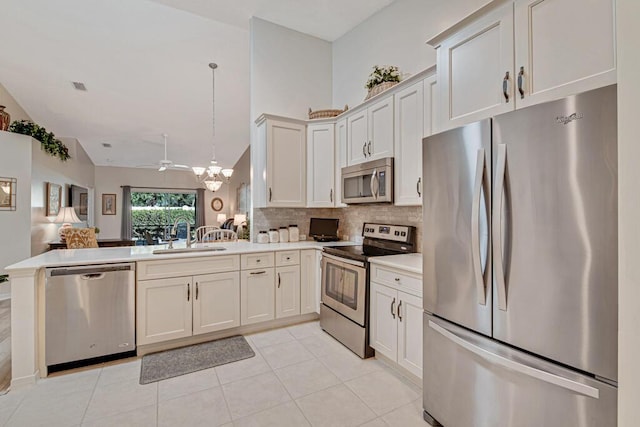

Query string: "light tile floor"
[[0, 321, 432, 427]]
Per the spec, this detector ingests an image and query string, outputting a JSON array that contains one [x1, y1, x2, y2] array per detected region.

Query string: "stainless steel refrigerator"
[[422, 84, 618, 427]]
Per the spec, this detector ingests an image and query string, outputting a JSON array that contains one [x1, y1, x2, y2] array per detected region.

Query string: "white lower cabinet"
[[370, 281, 423, 378], [300, 249, 320, 314], [241, 268, 275, 325], [137, 277, 192, 345], [137, 271, 241, 346], [276, 265, 300, 319], [193, 272, 241, 335]]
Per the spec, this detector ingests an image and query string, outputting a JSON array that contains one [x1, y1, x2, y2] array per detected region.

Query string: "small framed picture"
[[0, 177, 17, 211], [46, 182, 62, 216], [102, 193, 116, 215], [79, 193, 88, 215]]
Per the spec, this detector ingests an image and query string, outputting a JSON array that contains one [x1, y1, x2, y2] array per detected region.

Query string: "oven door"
[[321, 253, 367, 325]]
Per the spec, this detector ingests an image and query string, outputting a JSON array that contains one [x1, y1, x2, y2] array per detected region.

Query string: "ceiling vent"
[[72, 81, 87, 91], [102, 143, 112, 148]]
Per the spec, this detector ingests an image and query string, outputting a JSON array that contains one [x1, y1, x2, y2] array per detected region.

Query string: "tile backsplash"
[[253, 205, 423, 251]]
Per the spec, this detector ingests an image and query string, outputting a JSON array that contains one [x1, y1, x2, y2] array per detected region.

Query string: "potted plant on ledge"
[[365, 65, 402, 100]]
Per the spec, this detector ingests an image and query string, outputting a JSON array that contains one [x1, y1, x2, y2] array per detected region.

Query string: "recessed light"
[[72, 82, 87, 91], [102, 143, 112, 148]]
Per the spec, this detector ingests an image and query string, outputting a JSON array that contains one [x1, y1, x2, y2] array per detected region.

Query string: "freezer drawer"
[[423, 314, 617, 427], [45, 263, 136, 366]]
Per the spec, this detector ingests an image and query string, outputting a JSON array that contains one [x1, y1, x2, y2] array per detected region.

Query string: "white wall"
[[0, 132, 32, 274], [617, 0, 640, 424], [30, 137, 95, 255], [332, 0, 489, 108], [94, 166, 230, 239], [0, 83, 30, 123], [226, 146, 250, 217], [250, 17, 333, 121]]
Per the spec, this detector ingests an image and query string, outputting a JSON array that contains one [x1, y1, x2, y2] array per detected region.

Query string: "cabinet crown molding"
[[426, 0, 512, 48]]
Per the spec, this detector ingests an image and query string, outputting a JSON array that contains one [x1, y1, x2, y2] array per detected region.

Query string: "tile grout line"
[[211, 367, 234, 426], [78, 367, 103, 425]]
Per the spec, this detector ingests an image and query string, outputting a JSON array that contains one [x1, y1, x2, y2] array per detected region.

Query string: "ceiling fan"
[[138, 133, 191, 172]]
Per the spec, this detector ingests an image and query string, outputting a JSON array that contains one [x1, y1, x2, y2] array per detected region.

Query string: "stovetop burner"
[[322, 222, 417, 262]]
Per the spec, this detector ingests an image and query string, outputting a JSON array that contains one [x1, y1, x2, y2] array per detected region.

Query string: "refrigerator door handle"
[[493, 143, 508, 311], [428, 320, 600, 399], [472, 148, 487, 305]]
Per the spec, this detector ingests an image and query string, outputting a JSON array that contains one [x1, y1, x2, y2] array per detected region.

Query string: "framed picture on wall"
[[79, 193, 88, 215], [102, 193, 116, 215], [46, 182, 62, 216], [0, 177, 17, 211]]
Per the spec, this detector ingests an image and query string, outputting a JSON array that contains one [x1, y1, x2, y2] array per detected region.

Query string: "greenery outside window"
[[131, 190, 196, 245]]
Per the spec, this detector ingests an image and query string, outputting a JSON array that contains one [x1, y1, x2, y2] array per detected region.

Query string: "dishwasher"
[[45, 263, 136, 369]]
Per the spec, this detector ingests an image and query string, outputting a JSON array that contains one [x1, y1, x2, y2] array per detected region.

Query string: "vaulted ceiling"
[[0, 0, 394, 170]]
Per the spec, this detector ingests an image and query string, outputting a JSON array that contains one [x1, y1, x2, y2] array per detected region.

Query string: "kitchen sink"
[[152, 246, 227, 255]]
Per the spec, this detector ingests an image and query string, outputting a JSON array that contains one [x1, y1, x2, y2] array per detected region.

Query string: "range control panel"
[[362, 223, 414, 243]]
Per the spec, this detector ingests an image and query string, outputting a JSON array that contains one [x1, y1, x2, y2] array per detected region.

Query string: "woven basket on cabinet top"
[[308, 105, 349, 119]]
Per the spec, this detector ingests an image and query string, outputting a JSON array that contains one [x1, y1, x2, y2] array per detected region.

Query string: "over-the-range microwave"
[[341, 157, 393, 204]]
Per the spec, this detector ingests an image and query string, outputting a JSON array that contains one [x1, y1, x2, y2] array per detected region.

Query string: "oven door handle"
[[322, 252, 366, 268]]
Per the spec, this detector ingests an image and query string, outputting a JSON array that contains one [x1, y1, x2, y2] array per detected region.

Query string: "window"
[[130, 190, 196, 245]]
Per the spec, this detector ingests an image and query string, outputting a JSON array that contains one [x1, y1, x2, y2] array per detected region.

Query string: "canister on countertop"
[[257, 231, 269, 244], [268, 228, 279, 243], [279, 226, 289, 243], [288, 224, 299, 242]]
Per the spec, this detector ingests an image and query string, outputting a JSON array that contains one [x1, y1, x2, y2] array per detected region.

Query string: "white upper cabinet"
[[423, 75, 438, 137], [367, 97, 394, 160], [307, 123, 336, 207], [347, 96, 394, 165], [254, 116, 306, 208], [394, 81, 425, 206], [513, 0, 616, 108], [430, 0, 616, 130], [334, 119, 348, 208], [434, 2, 515, 131], [347, 110, 368, 165]]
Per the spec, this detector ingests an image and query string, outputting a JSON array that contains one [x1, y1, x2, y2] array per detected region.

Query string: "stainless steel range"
[[320, 223, 416, 358]]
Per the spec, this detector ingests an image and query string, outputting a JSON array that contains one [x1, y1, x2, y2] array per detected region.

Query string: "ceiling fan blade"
[[173, 164, 191, 169]]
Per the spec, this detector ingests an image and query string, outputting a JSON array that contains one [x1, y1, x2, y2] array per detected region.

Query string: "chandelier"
[[193, 62, 233, 192]]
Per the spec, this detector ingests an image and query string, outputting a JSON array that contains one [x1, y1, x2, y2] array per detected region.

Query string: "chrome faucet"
[[167, 217, 192, 249]]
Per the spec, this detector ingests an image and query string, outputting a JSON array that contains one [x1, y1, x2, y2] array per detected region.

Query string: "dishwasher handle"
[[47, 263, 135, 277], [81, 273, 106, 280]]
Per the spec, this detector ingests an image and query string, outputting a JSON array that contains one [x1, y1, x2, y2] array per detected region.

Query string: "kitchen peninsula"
[[5, 240, 355, 389]]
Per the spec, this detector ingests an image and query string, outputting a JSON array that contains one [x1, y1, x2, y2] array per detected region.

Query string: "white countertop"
[[6, 240, 357, 271], [368, 253, 423, 275]]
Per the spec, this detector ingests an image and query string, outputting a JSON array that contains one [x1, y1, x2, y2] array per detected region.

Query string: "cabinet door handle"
[[330, 188, 333, 203], [367, 141, 372, 156], [269, 187, 272, 202], [187, 283, 190, 301], [391, 297, 396, 319], [397, 300, 403, 321], [362, 142, 367, 157], [416, 177, 421, 197], [250, 270, 267, 275], [195, 282, 199, 300], [518, 66, 525, 99], [503, 71, 510, 103], [277, 272, 281, 288]]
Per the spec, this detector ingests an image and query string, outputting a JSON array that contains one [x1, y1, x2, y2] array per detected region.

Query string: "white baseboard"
[[10, 371, 39, 390]]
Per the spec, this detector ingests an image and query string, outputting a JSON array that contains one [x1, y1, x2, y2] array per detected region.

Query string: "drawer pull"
[[250, 271, 266, 275], [395, 277, 400, 282], [256, 259, 261, 263]]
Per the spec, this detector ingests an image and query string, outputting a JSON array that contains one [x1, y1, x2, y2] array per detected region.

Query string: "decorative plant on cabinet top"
[[8, 120, 71, 162]]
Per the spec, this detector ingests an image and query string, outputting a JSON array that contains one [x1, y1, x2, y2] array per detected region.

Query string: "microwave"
[[341, 157, 393, 204]]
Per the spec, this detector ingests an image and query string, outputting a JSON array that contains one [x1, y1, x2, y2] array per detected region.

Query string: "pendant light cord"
[[209, 63, 217, 161]]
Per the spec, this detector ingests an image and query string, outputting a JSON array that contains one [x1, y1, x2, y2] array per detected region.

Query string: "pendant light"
[[193, 62, 233, 192]]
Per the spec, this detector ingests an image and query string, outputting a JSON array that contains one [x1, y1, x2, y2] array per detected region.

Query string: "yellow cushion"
[[65, 228, 99, 249]]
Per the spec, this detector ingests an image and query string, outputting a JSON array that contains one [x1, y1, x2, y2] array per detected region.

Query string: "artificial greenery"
[[365, 65, 401, 90], [0, 275, 7, 284], [8, 120, 71, 162]]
